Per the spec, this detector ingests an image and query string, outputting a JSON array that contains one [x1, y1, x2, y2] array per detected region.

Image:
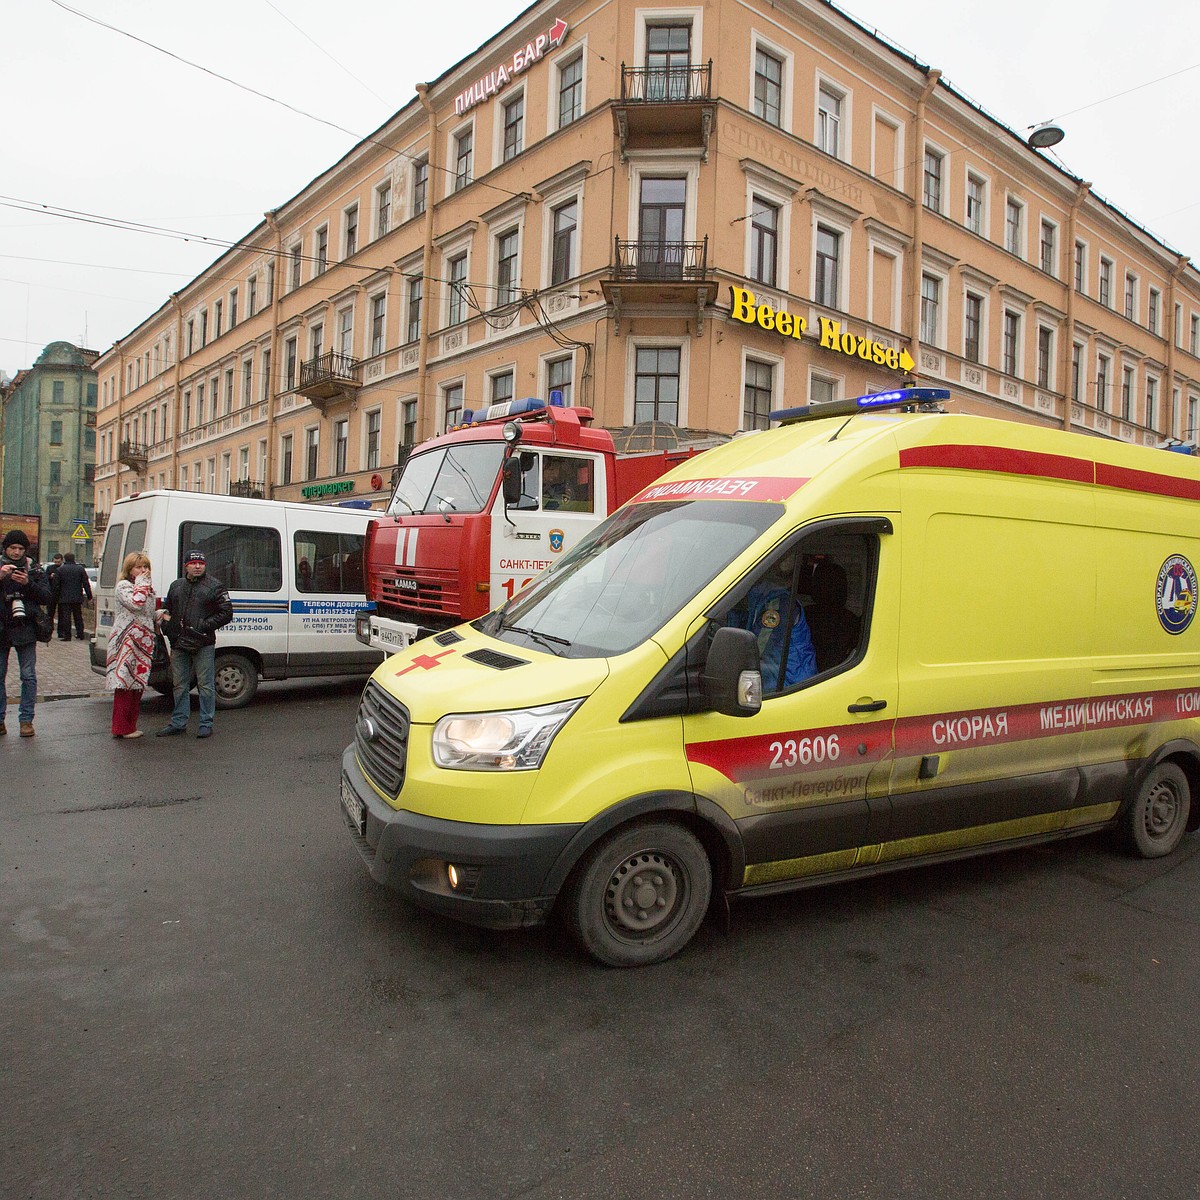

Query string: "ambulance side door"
[[682, 518, 899, 890]]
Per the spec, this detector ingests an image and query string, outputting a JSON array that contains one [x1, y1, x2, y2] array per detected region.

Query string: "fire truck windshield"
[[387, 443, 506, 516]]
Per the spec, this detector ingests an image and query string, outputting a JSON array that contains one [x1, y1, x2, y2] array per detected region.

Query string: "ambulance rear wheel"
[[1123, 762, 1190, 858], [565, 822, 712, 967], [213, 652, 258, 709]]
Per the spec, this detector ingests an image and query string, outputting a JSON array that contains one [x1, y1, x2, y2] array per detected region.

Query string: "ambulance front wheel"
[[1123, 762, 1191, 858], [213, 652, 258, 709], [564, 821, 712, 967]]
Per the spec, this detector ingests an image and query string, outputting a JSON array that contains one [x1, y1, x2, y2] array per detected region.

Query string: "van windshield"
[[480, 499, 782, 658], [387, 443, 504, 516]]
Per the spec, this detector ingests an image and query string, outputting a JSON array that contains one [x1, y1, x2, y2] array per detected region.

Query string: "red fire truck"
[[356, 398, 715, 653]]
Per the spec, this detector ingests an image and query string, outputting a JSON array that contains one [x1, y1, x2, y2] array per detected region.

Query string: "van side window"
[[542, 455, 595, 513], [180, 521, 282, 591], [98, 523, 125, 588], [125, 520, 148, 556], [294, 531, 365, 594]]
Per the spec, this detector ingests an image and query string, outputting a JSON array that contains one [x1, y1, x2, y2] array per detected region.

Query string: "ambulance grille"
[[435, 629, 464, 646], [464, 649, 528, 671], [355, 680, 410, 797]]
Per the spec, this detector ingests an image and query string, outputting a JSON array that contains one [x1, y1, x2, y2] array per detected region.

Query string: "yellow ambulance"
[[340, 389, 1200, 966]]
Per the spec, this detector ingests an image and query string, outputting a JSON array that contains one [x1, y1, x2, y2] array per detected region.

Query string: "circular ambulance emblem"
[[1156, 554, 1197, 635], [760, 609, 780, 630]]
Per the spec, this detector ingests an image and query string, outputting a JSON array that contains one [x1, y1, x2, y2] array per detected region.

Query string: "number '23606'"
[[769, 735, 841, 769]]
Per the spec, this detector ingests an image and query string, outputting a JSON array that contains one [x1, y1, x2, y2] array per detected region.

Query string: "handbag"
[[32, 604, 53, 643]]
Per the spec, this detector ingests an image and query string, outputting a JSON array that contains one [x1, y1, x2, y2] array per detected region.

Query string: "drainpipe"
[[907, 68, 941, 378], [263, 210, 283, 495], [1061, 180, 1090, 429], [416, 83, 439, 444], [1166, 252, 1187, 439], [169, 294, 184, 475]]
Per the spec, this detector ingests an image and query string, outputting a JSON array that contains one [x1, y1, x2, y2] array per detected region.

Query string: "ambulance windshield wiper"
[[505, 624, 571, 656]]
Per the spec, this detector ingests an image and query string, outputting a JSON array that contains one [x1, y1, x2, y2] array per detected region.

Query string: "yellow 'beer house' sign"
[[729, 285, 914, 373]]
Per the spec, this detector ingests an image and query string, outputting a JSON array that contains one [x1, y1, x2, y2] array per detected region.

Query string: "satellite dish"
[[1027, 124, 1065, 149]]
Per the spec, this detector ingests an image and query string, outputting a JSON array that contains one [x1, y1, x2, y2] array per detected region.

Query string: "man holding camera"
[[155, 551, 233, 739], [0, 529, 51, 738]]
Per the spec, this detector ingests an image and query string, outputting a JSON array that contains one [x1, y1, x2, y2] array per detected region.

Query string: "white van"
[[90, 491, 381, 706]]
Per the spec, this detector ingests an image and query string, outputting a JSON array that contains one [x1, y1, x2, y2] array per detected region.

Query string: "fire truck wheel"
[[213, 652, 259, 709], [1123, 762, 1190, 858], [564, 821, 712, 967]]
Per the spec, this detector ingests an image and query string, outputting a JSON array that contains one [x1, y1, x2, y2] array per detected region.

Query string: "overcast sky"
[[3, 0, 1199, 378]]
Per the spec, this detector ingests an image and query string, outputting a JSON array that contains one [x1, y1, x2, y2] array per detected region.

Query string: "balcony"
[[297, 351, 362, 412], [612, 60, 714, 160], [601, 236, 718, 334], [85, 411, 96, 427], [94, 511, 108, 533], [118, 440, 148, 471], [229, 478, 265, 499]]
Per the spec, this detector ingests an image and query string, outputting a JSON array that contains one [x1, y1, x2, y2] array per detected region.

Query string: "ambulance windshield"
[[482, 498, 781, 657], [387, 443, 505, 516]]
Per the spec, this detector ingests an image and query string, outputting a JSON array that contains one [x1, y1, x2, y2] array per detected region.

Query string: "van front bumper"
[[339, 746, 581, 930]]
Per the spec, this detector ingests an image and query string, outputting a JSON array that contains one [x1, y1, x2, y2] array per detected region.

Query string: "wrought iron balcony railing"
[[619, 61, 712, 104], [610, 236, 710, 283], [229, 479, 265, 499]]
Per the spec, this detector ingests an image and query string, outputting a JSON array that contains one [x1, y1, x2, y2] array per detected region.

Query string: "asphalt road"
[[4, 682, 1200, 1199]]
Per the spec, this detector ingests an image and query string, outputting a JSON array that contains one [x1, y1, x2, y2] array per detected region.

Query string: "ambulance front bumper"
[[339, 746, 581, 930]]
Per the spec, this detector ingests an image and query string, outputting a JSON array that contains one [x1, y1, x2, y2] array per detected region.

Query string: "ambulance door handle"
[[847, 699, 887, 713]]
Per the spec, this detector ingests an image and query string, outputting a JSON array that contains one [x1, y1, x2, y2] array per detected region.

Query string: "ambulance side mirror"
[[501, 456, 522, 507], [703, 627, 763, 717]]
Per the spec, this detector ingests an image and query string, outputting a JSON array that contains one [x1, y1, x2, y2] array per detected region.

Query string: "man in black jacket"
[[53, 552, 92, 641], [0, 529, 51, 737], [154, 551, 234, 739]]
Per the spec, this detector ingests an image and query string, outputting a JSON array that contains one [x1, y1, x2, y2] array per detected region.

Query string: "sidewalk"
[[4, 631, 105, 705]]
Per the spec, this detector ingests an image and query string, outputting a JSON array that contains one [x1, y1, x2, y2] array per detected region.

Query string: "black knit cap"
[[3, 529, 29, 551]]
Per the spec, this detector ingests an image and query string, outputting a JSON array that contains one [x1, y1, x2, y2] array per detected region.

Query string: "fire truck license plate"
[[341, 775, 365, 833]]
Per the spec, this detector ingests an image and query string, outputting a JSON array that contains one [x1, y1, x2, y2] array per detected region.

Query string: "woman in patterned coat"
[[106, 552, 157, 739]]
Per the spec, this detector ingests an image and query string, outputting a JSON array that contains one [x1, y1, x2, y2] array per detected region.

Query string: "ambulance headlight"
[[432, 699, 583, 770]]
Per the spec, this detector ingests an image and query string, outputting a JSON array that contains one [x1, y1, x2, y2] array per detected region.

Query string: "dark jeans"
[[0, 640, 37, 724], [58, 603, 85, 640]]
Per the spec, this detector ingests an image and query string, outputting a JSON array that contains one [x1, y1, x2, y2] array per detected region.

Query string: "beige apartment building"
[[93, 0, 1200, 528]]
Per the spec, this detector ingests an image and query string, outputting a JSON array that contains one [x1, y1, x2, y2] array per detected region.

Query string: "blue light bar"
[[770, 386, 951, 425]]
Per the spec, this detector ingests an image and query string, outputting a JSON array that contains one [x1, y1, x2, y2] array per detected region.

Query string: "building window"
[[1096, 353, 1111, 411], [214, 299, 223, 338], [290, 243, 302, 291], [448, 253, 468, 325], [1005, 198, 1023, 257], [1149, 288, 1161, 334], [196, 383, 206, 426], [315, 226, 328, 274], [375, 181, 391, 239], [964, 294, 982, 363], [402, 400, 417, 446], [267, 262, 275, 305], [412, 158, 428, 217], [453, 128, 473, 192], [753, 47, 783, 127], [750, 196, 779, 288], [344, 204, 359, 258], [334, 419, 348, 475], [366, 410, 381, 470], [406, 274, 423, 343], [443, 382, 464, 430], [490, 370, 514, 405], [810, 374, 837, 405], [647, 23, 691, 100], [280, 435, 293, 485], [1037, 327, 1054, 388], [338, 307, 354, 358], [496, 229, 519, 306], [1122, 365, 1135, 419], [229, 288, 238, 327], [743, 358, 774, 430], [920, 274, 941, 345], [224, 369, 235, 414], [261, 349, 271, 402], [1189, 396, 1199, 442], [1074, 242, 1086, 288], [817, 84, 843, 157], [371, 294, 386, 356], [966, 173, 985, 235], [48, 459, 61, 486], [547, 355, 573, 406], [923, 148, 943, 212], [285, 337, 298, 389], [248, 276, 258, 317], [1192, 314, 1200, 356], [1099, 258, 1113, 307], [305, 428, 319, 480], [1146, 376, 1159, 429], [1039, 220, 1057, 275], [187, 319, 195, 356], [502, 94, 524, 161], [242, 358, 253, 406], [558, 52, 583, 128], [50, 419, 63, 445], [1002, 310, 1020, 376], [814, 225, 840, 308], [1072, 342, 1083, 402], [633, 346, 681, 424], [1125, 272, 1137, 321], [551, 199, 577, 286], [182, 390, 191, 430], [309, 323, 324, 362]]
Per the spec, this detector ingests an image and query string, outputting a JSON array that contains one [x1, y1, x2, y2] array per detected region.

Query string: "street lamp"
[[1027, 123, 1065, 149]]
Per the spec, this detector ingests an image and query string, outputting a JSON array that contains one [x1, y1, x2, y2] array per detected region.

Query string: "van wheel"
[[213, 653, 258, 709], [565, 822, 712, 967], [1123, 763, 1191, 858]]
